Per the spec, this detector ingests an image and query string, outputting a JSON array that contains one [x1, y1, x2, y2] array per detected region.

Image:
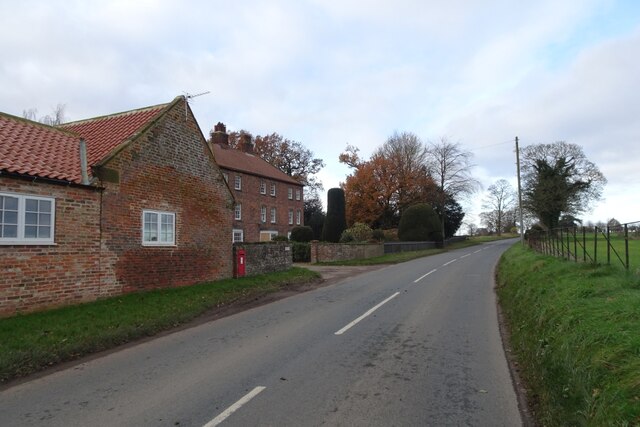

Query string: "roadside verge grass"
[[0, 267, 319, 384], [497, 245, 640, 425]]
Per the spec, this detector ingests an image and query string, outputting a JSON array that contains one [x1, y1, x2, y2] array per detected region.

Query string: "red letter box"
[[235, 249, 246, 278]]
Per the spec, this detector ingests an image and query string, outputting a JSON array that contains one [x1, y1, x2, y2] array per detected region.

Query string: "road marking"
[[204, 386, 266, 427], [442, 259, 457, 266], [460, 254, 470, 259], [473, 249, 482, 254], [414, 269, 437, 283], [335, 292, 400, 335]]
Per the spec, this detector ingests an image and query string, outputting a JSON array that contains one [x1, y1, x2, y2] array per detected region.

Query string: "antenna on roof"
[[182, 91, 211, 120]]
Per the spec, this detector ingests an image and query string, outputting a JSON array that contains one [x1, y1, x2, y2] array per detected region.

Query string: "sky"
[[2, 0, 640, 229]]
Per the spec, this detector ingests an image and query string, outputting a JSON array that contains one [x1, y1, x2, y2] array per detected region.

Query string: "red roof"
[[211, 143, 302, 186], [0, 101, 171, 185]]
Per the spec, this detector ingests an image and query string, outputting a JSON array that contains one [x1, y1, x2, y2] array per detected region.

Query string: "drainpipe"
[[79, 138, 90, 185]]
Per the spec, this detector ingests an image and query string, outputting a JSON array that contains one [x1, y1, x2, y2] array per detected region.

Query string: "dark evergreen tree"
[[290, 226, 314, 242], [433, 195, 465, 238], [304, 195, 325, 240], [321, 188, 347, 242], [398, 203, 442, 242]]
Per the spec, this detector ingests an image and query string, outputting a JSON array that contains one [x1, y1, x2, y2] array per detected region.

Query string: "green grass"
[[497, 245, 640, 426], [0, 267, 319, 384]]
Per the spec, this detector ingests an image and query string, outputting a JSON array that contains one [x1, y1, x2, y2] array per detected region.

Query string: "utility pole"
[[515, 136, 524, 244]]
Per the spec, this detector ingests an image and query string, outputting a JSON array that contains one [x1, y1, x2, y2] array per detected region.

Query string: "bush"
[[291, 242, 310, 262], [290, 226, 314, 242], [340, 222, 373, 243], [371, 229, 385, 242], [321, 188, 346, 242], [398, 203, 442, 242], [271, 235, 289, 242], [339, 232, 355, 243]]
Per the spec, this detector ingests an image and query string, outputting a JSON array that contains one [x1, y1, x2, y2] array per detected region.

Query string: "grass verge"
[[0, 267, 319, 384], [497, 245, 640, 425]]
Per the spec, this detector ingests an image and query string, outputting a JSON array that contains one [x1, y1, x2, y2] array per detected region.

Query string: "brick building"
[[209, 123, 304, 242], [0, 96, 233, 316]]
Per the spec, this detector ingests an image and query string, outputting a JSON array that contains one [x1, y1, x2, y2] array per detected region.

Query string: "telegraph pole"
[[515, 136, 524, 244]]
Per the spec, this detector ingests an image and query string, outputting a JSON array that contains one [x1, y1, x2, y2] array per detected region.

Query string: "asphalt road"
[[0, 239, 522, 426]]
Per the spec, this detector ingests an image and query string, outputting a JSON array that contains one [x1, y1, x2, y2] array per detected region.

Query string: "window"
[[235, 203, 242, 221], [232, 229, 244, 243], [0, 192, 55, 245], [270, 207, 276, 223], [296, 209, 301, 225], [261, 206, 267, 223], [260, 181, 266, 195], [223, 173, 228, 183], [288, 188, 293, 200], [260, 230, 278, 242], [270, 183, 276, 196], [288, 209, 294, 225], [295, 189, 301, 201], [234, 175, 242, 191], [142, 210, 175, 246]]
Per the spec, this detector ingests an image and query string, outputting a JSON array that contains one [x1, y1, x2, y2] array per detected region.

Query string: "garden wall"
[[233, 243, 292, 277], [309, 242, 384, 263]]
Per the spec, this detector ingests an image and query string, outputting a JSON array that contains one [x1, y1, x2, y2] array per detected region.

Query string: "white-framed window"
[[288, 188, 293, 200], [142, 210, 175, 246], [270, 183, 276, 196], [270, 207, 276, 223], [260, 230, 279, 242], [0, 192, 55, 245], [288, 209, 294, 225], [232, 229, 244, 243], [223, 173, 228, 183], [261, 206, 267, 223], [235, 203, 242, 220], [234, 175, 242, 191], [296, 209, 301, 225], [260, 180, 266, 195], [295, 189, 301, 201]]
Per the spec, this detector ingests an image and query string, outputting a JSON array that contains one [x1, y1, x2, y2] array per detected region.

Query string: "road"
[[0, 239, 522, 426]]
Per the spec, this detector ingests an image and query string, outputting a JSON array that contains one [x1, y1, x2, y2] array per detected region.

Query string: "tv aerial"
[[182, 91, 210, 120]]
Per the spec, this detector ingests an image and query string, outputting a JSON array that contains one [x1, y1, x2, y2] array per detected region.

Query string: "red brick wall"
[[0, 178, 104, 316], [224, 170, 304, 242], [98, 100, 234, 293]]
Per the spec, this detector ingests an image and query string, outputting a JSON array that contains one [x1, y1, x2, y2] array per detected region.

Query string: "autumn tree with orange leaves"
[[340, 132, 437, 228]]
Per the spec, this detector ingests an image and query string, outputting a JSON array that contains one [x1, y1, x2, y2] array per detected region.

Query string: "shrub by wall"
[[398, 203, 442, 242]]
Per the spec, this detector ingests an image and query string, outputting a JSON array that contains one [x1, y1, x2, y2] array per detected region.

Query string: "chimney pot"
[[211, 122, 229, 146]]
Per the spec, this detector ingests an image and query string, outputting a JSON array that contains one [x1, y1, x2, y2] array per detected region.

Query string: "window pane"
[[39, 213, 51, 226], [2, 196, 19, 210], [3, 210, 18, 225], [39, 226, 51, 238], [2, 224, 18, 238], [25, 199, 38, 211], [39, 200, 52, 213], [25, 212, 38, 225], [25, 225, 37, 238]]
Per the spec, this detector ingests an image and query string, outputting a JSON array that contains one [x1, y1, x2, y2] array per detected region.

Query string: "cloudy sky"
[[2, 0, 639, 227]]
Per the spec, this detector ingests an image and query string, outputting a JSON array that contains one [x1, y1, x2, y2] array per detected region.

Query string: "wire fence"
[[526, 220, 640, 272]]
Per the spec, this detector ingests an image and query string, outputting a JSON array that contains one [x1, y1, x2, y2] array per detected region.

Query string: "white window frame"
[[261, 206, 267, 223], [288, 208, 294, 225], [0, 192, 55, 245], [232, 229, 244, 243], [142, 210, 175, 246], [234, 175, 242, 191], [296, 189, 301, 201], [296, 209, 301, 225], [288, 188, 293, 200], [260, 181, 266, 195], [270, 183, 276, 196], [270, 207, 277, 224], [235, 203, 242, 221]]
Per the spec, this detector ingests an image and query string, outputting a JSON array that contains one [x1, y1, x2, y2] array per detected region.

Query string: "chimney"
[[240, 133, 254, 154], [211, 122, 229, 146]]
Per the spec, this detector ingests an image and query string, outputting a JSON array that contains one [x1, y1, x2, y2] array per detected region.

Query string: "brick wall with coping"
[[309, 241, 384, 263]]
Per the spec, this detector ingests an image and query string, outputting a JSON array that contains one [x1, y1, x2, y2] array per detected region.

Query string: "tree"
[[304, 194, 325, 240], [23, 104, 67, 125], [434, 195, 465, 238], [522, 141, 606, 230], [426, 138, 480, 242], [219, 130, 325, 197], [321, 188, 347, 242], [397, 203, 442, 242], [340, 133, 437, 228], [480, 179, 516, 236]]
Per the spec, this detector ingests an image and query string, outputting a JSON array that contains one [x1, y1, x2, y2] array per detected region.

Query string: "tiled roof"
[[211, 143, 302, 186], [61, 103, 169, 168], [0, 112, 84, 183], [0, 101, 171, 185]]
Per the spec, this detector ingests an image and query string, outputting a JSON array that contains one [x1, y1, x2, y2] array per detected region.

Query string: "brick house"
[[209, 123, 304, 242], [0, 96, 233, 316]]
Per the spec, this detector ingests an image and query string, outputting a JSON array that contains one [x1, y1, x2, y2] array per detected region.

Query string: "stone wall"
[[233, 243, 292, 277], [309, 242, 384, 263]]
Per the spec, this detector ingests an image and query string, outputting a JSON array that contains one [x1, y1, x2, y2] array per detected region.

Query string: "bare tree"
[[22, 104, 67, 125], [481, 179, 516, 235], [426, 138, 481, 243]]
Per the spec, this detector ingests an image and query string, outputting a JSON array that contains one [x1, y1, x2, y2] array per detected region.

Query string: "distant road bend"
[[0, 239, 522, 426]]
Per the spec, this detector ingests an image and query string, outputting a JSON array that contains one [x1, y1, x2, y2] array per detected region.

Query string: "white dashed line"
[[442, 259, 458, 266], [335, 292, 400, 335], [460, 254, 470, 259], [473, 249, 482, 254], [414, 269, 437, 283], [204, 386, 266, 427]]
